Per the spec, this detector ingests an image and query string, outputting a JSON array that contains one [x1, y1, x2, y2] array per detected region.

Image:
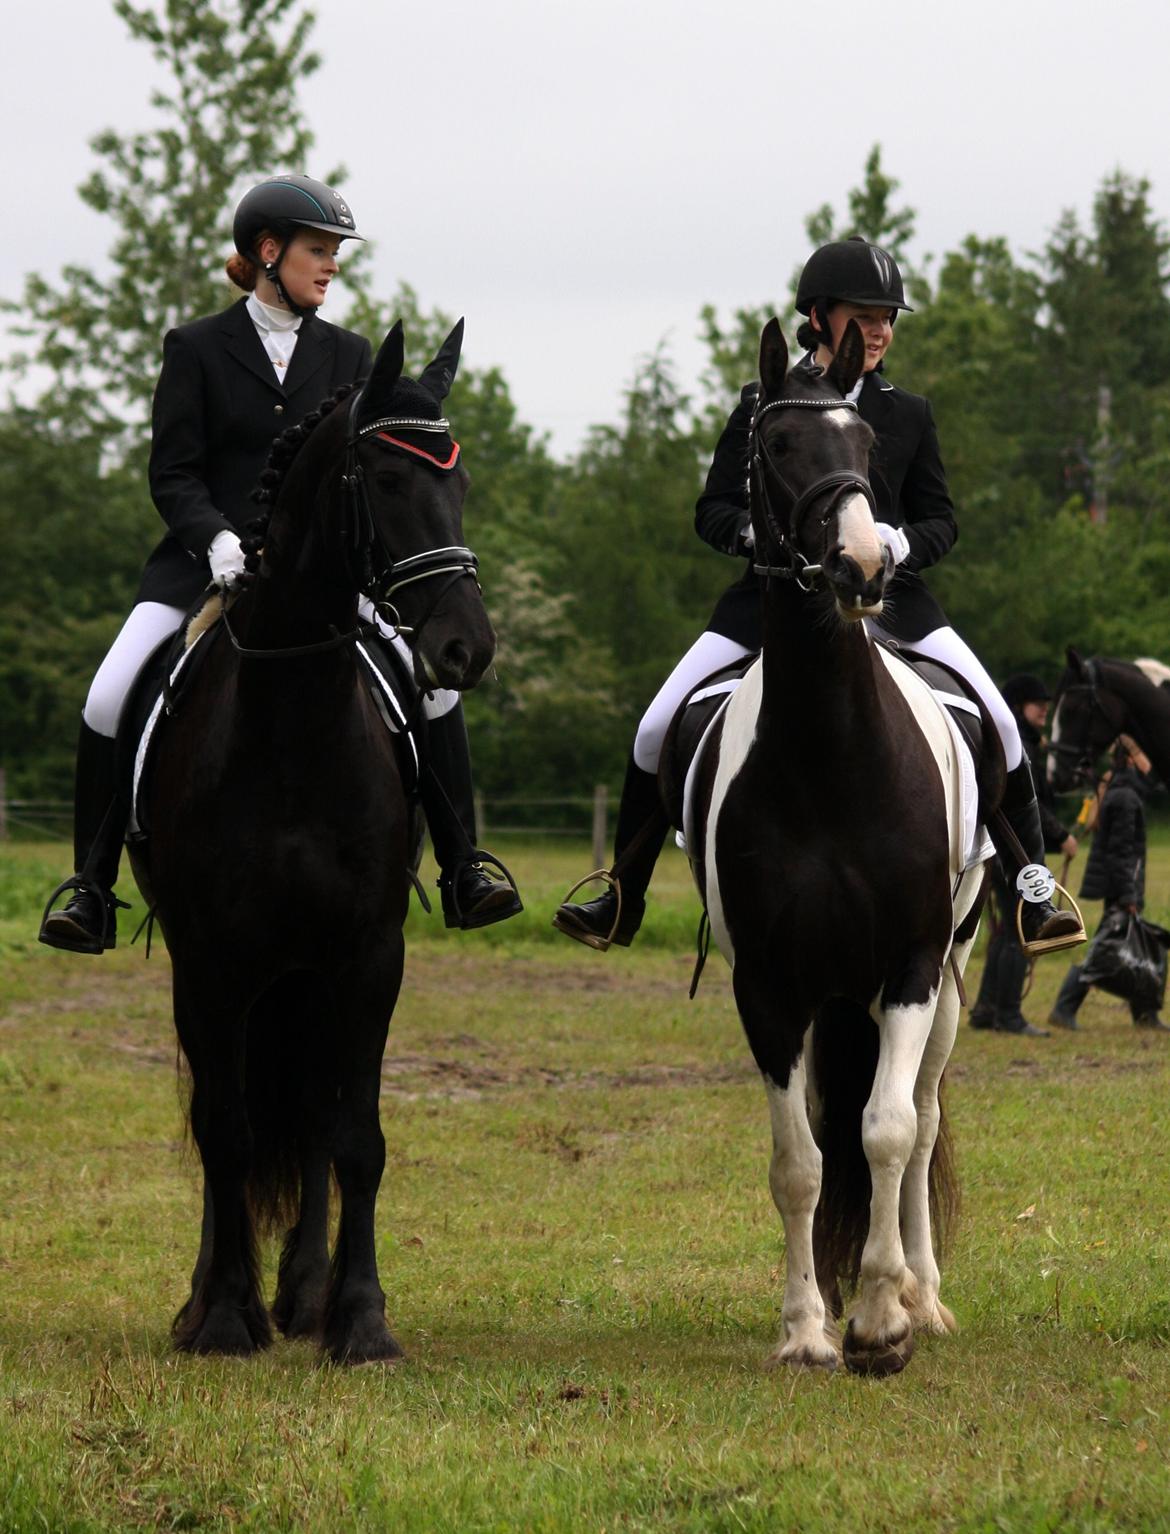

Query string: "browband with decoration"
[[358, 416, 451, 435], [753, 396, 857, 427]]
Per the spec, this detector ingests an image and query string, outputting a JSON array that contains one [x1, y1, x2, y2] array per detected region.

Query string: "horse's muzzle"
[[417, 631, 495, 691], [823, 545, 890, 621]]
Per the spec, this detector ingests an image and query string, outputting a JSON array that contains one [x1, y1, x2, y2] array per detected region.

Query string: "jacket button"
[[274, 404, 285, 415]]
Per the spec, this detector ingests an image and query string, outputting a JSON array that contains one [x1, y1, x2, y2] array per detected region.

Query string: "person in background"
[[969, 675, 1078, 1035], [1049, 737, 1167, 1032]]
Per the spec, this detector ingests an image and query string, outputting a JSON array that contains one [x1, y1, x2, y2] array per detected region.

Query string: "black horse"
[[1048, 649, 1170, 791], [677, 319, 988, 1376], [130, 322, 494, 1363]]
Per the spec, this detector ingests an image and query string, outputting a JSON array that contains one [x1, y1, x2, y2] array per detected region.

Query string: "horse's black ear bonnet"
[[358, 318, 464, 473]]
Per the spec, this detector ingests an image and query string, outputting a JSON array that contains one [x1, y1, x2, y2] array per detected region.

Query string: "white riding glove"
[[208, 529, 247, 591], [874, 522, 911, 565]]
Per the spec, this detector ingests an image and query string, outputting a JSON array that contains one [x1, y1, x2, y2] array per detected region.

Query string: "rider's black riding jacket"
[[696, 360, 958, 647], [139, 298, 371, 609]]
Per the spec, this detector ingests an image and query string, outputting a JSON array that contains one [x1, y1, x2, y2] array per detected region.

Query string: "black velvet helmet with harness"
[[232, 175, 365, 317]]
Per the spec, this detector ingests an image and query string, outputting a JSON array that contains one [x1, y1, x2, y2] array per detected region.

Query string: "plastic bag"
[[1079, 907, 1170, 1013]]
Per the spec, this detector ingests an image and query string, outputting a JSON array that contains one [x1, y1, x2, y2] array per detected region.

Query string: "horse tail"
[[244, 976, 313, 1235], [810, 998, 878, 1305], [929, 1069, 960, 1257]]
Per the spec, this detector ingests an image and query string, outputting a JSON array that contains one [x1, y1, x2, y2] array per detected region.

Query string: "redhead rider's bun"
[[226, 251, 259, 292]]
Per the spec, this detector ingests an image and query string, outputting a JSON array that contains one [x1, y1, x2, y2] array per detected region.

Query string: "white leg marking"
[[847, 988, 939, 1359], [898, 940, 967, 1339], [762, 1057, 840, 1371]]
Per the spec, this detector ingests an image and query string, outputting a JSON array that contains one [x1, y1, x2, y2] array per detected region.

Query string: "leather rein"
[[223, 388, 480, 662], [749, 394, 876, 590]]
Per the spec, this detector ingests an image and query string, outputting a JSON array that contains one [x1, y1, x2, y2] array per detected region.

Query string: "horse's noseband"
[[749, 395, 876, 588], [342, 389, 480, 637]]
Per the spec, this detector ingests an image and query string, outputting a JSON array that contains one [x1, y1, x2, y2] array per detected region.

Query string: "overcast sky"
[[6, 0, 1170, 457]]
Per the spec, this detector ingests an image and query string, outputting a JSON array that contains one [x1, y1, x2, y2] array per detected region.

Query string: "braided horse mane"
[[240, 381, 362, 574], [183, 383, 360, 647]]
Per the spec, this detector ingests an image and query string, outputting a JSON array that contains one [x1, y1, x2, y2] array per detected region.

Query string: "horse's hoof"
[[272, 1305, 324, 1341], [932, 1300, 958, 1335], [175, 1306, 273, 1357], [326, 1318, 405, 1366], [842, 1318, 914, 1378], [330, 1335, 405, 1367], [763, 1339, 839, 1373], [271, 1285, 326, 1340]]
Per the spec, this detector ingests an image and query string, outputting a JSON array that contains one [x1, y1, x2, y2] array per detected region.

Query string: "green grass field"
[[2, 834, 1170, 1532]]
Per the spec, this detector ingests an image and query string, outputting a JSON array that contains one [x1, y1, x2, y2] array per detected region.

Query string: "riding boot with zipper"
[[421, 703, 522, 930], [553, 753, 669, 950], [990, 760, 1085, 957], [38, 721, 129, 954]]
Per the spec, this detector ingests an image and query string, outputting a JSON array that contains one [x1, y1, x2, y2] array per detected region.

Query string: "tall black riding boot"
[[39, 720, 129, 954], [553, 753, 669, 951], [969, 928, 1004, 1029], [990, 761, 1085, 957], [420, 703, 522, 930], [993, 926, 1047, 1035]]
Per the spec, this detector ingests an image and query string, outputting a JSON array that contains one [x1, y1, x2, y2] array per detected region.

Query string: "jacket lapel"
[[220, 298, 286, 397], [283, 318, 334, 405], [858, 369, 895, 428]]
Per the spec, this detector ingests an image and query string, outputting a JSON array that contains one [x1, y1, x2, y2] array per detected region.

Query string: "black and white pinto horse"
[[686, 320, 990, 1376], [1048, 649, 1170, 792]]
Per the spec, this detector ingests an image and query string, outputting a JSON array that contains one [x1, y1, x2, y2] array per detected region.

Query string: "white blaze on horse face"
[[837, 491, 884, 583], [1046, 702, 1063, 787]]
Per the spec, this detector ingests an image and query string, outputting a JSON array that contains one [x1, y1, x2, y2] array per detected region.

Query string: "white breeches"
[[632, 630, 754, 773], [83, 598, 457, 740], [897, 625, 1023, 771], [84, 602, 187, 737], [629, 622, 1022, 780]]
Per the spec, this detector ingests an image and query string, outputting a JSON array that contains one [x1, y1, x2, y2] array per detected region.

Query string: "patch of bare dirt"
[[379, 1053, 755, 1101], [402, 950, 704, 1000]]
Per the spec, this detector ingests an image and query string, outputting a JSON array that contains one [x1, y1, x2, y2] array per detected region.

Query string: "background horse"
[[130, 321, 493, 1363], [1049, 649, 1170, 791], [685, 319, 988, 1376]]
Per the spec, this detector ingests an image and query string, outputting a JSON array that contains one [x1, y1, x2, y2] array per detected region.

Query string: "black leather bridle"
[[224, 389, 481, 662], [749, 394, 877, 589], [341, 388, 480, 630], [1049, 661, 1129, 779]]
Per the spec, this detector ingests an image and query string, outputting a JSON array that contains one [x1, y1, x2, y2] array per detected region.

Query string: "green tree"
[[555, 348, 721, 760], [699, 144, 921, 413], [2, 0, 323, 446], [803, 144, 917, 265], [1039, 172, 1170, 497]]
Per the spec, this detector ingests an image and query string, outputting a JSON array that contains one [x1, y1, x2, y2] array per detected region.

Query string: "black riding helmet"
[[796, 236, 913, 316], [233, 174, 364, 316], [1002, 674, 1052, 712]]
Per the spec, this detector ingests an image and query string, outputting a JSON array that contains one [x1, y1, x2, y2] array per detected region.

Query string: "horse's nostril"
[[439, 639, 470, 681]]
